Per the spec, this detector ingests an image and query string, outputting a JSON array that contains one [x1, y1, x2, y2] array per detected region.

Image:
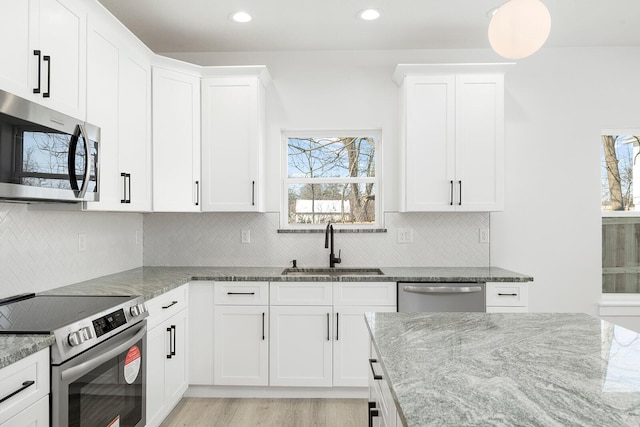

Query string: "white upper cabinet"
[[152, 60, 201, 212], [0, 0, 86, 119], [200, 67, 270, 212], [394, 63, 512, 212], [84, 7, 152, 212]]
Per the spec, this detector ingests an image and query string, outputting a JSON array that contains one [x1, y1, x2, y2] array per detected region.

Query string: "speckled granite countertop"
[[365, 312, 640, 427], [2, 266, 531, 370], [40, 266, 533, 300]]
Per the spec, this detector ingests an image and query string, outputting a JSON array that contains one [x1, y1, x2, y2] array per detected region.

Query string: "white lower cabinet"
[[369, 345, 397, 427], [146, 285, 189, 427], [213, 282, 269, 386], [0, 348, 49, 427], [485, 282, 529, 313]]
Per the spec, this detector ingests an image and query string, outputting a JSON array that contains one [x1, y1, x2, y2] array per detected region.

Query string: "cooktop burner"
[[0, 294, 137, 334]]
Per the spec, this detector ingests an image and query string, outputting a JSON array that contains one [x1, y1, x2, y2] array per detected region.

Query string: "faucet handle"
[[290, 259, 297, 268]]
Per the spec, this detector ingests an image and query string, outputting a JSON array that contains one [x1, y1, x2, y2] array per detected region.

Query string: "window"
[[282, 130, 381, 228], [601, 130, 640, 294]]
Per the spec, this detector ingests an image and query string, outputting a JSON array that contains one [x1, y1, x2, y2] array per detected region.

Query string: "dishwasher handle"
[[402, 285, 482, 294]]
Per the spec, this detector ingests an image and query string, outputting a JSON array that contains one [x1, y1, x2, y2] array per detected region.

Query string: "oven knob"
[[67, 331, 84, 347], [80, 327, 94, 341], [130, 305, 140, 316]]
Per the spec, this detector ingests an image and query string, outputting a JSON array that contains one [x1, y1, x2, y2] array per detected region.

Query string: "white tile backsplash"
[[0, 203, 143, 298], [143, 212, 490, 268]]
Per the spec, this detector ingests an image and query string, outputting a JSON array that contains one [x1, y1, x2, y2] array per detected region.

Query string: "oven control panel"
[[93, 309, 127, 338]]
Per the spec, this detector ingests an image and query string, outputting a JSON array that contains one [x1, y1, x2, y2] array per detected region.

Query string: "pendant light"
[[488, 0, 551, 59]]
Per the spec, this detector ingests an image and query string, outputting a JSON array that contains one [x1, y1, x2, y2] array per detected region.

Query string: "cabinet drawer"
[[334, 282, 396, 306], [146, 284, 189, 329], [215, 281, 268, 305], [0, 348, 49, 425], [270, 282, 332, 305], [486, 283, 528, 307]]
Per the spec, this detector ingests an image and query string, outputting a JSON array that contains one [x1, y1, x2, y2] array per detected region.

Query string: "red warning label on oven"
[[124, 345, 141, 384]]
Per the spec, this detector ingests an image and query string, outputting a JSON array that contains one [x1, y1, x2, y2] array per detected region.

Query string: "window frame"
[[280, 129, 383, 230], [601, 128, 640, 218]]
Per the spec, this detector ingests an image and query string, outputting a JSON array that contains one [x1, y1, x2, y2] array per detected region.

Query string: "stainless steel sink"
[[281, 268, 384, 276]]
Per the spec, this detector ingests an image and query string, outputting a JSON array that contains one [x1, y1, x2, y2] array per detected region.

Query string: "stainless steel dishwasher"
[[397, 282, 486, 312]]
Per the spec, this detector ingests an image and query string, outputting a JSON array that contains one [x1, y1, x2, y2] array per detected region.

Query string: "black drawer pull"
[[227, 292, 255, 295], [497, 293, 518, 296], [368, 358, 382, 380], [162, 300, 178, 309], [0, 381, 35, 404]]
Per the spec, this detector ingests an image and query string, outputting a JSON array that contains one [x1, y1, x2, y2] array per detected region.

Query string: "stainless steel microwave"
[[0, 89, 99, 203]]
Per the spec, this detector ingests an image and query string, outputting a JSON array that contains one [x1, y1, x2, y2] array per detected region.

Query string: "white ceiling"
[[97, 0, 640, 53]]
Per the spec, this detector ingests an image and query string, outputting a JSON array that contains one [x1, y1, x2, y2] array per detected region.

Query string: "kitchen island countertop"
[[365, 312, 640, 426]]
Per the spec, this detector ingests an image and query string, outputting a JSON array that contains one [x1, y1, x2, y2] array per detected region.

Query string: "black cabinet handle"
[[43, 55, 51, 98], [120, 173, 127, 203], [449, 180, 454, 206], [195, 180, 199, 206], [171, 325, 176, 356], [458, 180, 462, 206], [162, 300, 178, 309], [227, 292, 255, 295], [0, 381, 35, 404], [497, 293, 518, 296], [166, 327, 172, 359], [326, 313, 330, 341], [127, 173, 132, 203], [336, 313, 339, 341], [368, 402, 376, 427], [368, 358, 382, 380], [33, 50, 41, 94], [251, 180, 255, 206], [262, 312, 265, 340]]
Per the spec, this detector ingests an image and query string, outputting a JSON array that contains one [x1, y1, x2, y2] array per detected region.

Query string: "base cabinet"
[[0, 395, 48, 427], [146, 285, 189, 427], [486, 282, 529, 313]]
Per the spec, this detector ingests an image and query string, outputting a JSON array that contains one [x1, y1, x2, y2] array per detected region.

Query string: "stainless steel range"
[[0, 293, 148, 427]]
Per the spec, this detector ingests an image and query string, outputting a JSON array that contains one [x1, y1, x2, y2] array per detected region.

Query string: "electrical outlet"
[[241, 230, 251, 244], [397, 228, 413, 243], [479, 228, 490, 243], [78, 233, 87, 252]]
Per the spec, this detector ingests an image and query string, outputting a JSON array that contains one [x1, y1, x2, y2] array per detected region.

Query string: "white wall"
[[0, 203, 143, 298], [167, 47, 640, 317]]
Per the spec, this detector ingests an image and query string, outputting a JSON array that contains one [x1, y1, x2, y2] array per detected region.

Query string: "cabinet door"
[[188, 282, 214, 385], [201, 77, 264, 212], [37, 0, 86, 118], [145, 323, 167, 427], [403, 75, 455, 211], [85, 15, 121, 211], [333, 306, 395, 387], [118, 49, 151, 211], [165, 309, 189, 411], [0, 0, 33, 98], [152, 67, 201, 212], [214, 305, 268, 386], [455, 73, 504, 211], [0, 395, 48, 427], [270, 306, 332, 387]]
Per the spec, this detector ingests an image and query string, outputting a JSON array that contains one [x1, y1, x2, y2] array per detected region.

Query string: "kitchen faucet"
[[324, 221, 342, 268]]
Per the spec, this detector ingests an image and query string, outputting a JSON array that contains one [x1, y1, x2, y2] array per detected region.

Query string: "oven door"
[[51, 321, 146, 427]]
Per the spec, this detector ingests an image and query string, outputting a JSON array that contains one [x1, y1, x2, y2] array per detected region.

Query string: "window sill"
[[600, 296, 640, 316], [277, 228, 387, 234]]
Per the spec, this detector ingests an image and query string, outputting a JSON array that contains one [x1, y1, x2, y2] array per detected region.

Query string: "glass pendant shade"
[[488, 0, 551, 59]]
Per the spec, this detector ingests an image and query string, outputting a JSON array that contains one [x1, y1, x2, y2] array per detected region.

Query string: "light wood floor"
[[160, 398, 367, 427]]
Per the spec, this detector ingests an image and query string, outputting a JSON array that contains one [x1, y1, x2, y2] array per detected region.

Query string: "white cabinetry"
[[200, 67, 270, 212], [85, 10, 152, 212], [0, 0, 86, 119], [188, 281, 214, 385], [152, 58, 201, 212], [486, 282, 529, 313], [214, 282, 269, 386], [333, 282, 396, 387], [146, 285, 189, 427], [369, 345, 397, 427], [394, 64, 511, 212], [270, 282, 333, 387], [0, 348, 49, 427]]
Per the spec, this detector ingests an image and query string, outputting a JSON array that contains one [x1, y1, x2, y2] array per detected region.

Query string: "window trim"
[[601, 128, 640, 217], [280, 129, 383, 230]]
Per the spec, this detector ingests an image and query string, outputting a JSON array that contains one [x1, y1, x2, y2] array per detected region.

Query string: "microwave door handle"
[[60, 323, 146, 383], [77, 124, 91, 198], [67, 125, 81, 195]]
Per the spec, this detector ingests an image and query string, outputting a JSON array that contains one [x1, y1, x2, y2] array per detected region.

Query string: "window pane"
[[287, 183, 376, 225], [287, 137, 376, 178], [602, 135, 639, 211]]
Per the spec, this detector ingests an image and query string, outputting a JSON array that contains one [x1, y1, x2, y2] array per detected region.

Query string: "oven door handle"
[[60, 323, 146, 383], [402, 285, 482, 294]]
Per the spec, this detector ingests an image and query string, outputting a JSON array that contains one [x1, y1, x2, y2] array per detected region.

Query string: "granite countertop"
[[2, 265, 532, 370], [365, 312, 640, 427]]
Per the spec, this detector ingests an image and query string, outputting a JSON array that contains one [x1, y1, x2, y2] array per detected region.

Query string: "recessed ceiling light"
[[358, 9, 381, 21], [231, 11, 252, 23]]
